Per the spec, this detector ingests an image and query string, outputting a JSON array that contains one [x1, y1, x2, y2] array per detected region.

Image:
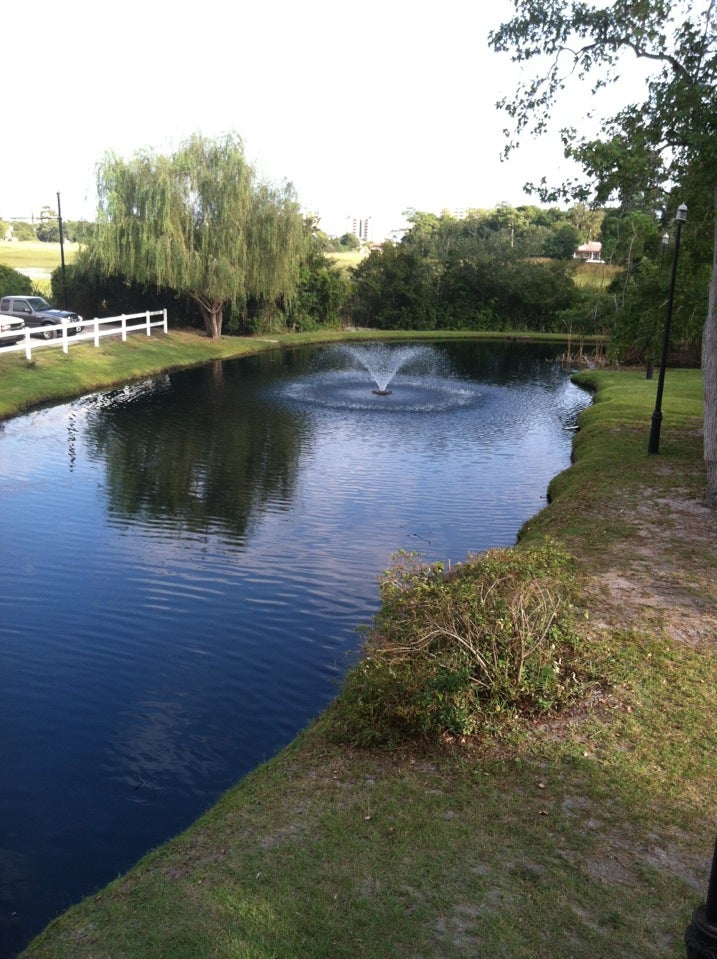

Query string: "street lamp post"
[[685, 835, 717, 957], [647, 203, 687, 454], [647, 234, 672, 380], [56, 191, 67, 309]]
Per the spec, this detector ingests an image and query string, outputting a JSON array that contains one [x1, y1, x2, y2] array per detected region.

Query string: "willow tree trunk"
[[703, 187, 717, 507], [196, 301, 224, 339]]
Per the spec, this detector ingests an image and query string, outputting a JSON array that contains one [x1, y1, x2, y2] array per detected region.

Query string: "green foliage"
[[600, 210, 661, 267], [349, 210, 589, 332], [605, 254, 708, 365], [91, 133, 306, 338], [328, 541, 589, 745], [288, 253, 350, 330], [490, 2, 717, 504], [338, 232, 361, 250], [490, 0, 717, 192], [10, 221, 36, 241], [36, 220, 60, 243], [51, 253, 201, 327], [543, 222, 581, 260], [61, 213, 345, 335], [63, 220, 96, 244], [349, 204, 677, 335], [350, 243, 440, 329], [36, 219, 95, 244], [0, 262, 33, 298]]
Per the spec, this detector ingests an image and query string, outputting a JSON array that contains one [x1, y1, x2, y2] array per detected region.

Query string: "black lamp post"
[[685, 835, 717, 957], [647, 234, 671, 380], [647, 203, 687, 454], [56, 191, 68, 309]]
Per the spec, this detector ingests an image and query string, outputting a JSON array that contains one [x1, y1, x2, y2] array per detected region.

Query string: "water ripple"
[[0, 340, 591, 956]]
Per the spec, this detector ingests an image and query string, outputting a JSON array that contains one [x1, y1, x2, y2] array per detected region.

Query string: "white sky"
[[2, 0, 650, 240]]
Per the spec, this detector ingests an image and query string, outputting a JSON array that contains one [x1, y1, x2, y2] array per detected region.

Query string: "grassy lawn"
[[0, 240, 79, 272], [326, 249, 368, 271], [9, 335, 716, 959]]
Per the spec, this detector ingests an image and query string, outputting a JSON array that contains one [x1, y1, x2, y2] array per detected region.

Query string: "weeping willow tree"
[[93, 133, 306, 338]]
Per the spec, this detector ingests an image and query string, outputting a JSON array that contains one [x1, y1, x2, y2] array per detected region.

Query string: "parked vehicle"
[[0, 296, 83, 339], [0, 313, 25, 345]]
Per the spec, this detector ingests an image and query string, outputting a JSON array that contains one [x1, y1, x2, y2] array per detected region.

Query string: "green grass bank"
[[7, 334, 716, 959]]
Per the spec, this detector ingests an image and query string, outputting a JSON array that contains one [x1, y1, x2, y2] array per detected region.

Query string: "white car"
[[0, 312, 25, 344]]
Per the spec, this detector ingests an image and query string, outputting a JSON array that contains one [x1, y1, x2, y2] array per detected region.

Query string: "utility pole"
[[57, 191, 67, 309]]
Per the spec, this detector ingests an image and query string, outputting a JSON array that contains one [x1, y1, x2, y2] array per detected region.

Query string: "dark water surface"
[[0, 340, 590, 956]]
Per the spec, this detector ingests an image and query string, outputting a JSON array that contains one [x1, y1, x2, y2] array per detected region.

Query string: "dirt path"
[[583, 485, 717, 647]]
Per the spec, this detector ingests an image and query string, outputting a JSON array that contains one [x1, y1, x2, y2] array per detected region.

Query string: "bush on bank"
[[327, 540, 591, 745], [0, 263, 33, 299]]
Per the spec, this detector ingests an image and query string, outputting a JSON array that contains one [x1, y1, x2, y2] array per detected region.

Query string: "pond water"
[[0, 340, 590, 956]]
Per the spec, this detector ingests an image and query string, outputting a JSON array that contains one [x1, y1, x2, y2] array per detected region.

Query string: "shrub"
[[0, 263, 32, 298], [51, 256, 201, 328], [327, 541, 589, 745]]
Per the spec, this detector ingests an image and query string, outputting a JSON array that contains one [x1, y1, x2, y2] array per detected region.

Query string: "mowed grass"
[[524, 368, 707, 556], [10, 336, 716, 959], [0, 240, 79, 272], [326, 249, 368, 271]]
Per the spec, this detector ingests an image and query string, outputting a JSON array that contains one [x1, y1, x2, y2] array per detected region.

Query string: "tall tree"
[[490, 0, 717, 506], [92, 133, 305, 339]]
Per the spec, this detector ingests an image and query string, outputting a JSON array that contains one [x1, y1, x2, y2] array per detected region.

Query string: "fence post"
[[145, 311, 151, 336], [61, 323, 69, 354], [94, 319, 100, 348], [24, 329, 32, 361], [163, 308, 168, 333], [121, 315, 127, 342]]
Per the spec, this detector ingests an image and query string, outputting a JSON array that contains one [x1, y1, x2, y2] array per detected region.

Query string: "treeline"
[[40, 199, 707, 364], [349, 207, 588, 332], [0, 130, 708, 363], [50, 224, 353, 336], [345, 204, 707, 363], [1, 214, 95, 244]]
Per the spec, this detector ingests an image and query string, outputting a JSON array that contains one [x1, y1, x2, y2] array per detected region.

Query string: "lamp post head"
[[662, 233, 670, 247], [676, 203, 688, 223]]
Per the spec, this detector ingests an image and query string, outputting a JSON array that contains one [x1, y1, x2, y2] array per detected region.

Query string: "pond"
[[0, 339, 590, 956]]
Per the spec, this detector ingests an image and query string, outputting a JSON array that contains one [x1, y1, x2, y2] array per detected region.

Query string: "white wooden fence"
[[0, 309, 168, 359]]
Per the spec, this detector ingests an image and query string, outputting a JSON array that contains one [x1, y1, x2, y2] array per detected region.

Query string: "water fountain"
[[278, 343, 481, 413], [340, 344, 422, 395]]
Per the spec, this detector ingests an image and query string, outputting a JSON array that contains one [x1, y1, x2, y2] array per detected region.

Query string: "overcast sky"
[[3, 0, 649, 240]]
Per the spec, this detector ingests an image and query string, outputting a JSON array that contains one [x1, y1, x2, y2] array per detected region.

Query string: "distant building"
[[347, 216, 373, 242], [574, 241, 603, 263]]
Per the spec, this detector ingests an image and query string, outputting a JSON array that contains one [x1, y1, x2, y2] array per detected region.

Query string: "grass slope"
[[10, 342, 717, 959], [0, 241, 79, 272]]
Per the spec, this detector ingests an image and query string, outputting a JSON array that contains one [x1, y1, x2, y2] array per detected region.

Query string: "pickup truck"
[[0, 295, 83, 339]]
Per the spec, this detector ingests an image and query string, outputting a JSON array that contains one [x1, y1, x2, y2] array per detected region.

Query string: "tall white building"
[[346, 216, 373, 242]]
